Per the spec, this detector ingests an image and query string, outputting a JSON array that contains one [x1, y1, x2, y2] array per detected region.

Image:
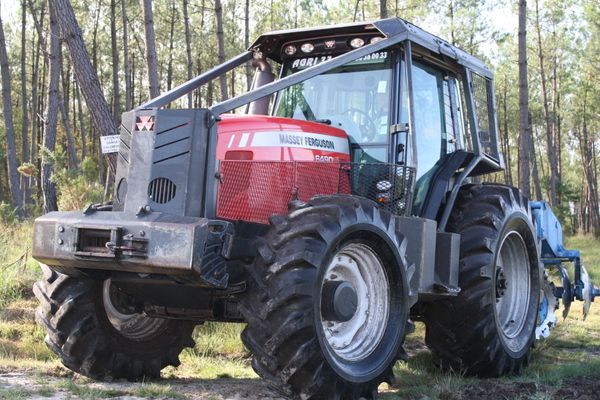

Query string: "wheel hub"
[[102, 280, 168, 340], [319, 242, 390, 362], [321, 281, 358, 322], [495, 230, 532, 344], [496, 268, 508, 298]]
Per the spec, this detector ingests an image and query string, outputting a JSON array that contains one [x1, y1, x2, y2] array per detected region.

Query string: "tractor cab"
[[275, 48, 394, 164], [258, 19, 501, 218], [274, 42, 464, 173]]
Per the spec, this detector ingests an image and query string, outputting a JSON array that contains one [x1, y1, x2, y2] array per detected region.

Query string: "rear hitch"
[[531, 201, 600, 322]]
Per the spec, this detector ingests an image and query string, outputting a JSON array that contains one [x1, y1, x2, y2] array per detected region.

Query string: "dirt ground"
[[0, 368, 285, 400], [2, 368, 600, 400], [461, 377, 600, 400]]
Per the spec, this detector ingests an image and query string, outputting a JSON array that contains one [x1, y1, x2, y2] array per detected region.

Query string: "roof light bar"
[[349, 38, 365, 48], [300, 43, 315, 53]]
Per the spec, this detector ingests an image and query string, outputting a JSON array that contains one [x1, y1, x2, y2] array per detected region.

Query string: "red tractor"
[[32, 18, 596, 399]]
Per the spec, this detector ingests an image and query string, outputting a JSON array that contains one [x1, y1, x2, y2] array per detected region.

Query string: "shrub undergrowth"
[[1, 213, 599, 399]]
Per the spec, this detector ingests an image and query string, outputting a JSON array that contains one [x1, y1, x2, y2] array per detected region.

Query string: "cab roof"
[[250, 18, 493, 78]]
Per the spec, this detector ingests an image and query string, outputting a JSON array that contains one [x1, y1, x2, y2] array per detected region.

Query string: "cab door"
[[403, 59, 467, 216]]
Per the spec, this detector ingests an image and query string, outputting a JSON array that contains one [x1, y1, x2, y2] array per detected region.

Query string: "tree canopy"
[[0, 0, 599, 235]]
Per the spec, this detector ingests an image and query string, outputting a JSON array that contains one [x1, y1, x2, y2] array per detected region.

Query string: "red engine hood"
[[216, 114, 351, 162]]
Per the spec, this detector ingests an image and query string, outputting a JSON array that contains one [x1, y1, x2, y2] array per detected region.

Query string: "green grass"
[[0, 222, 39, 309], [565, 236, 600, 283], [169, 352, 256, 380], [167, 322, 255, 380], [0, 377, 190, 399], [58, 378, 188, 399], [190, 322, 248, 358], [385, 336, 478, 399], [58, 379, 129, 398], [1, 220, 600, 399], [0, 387, 30, 400], [0, 299, 54, 361], [379, 234, 600, 399], [132, 382, 188, 399]]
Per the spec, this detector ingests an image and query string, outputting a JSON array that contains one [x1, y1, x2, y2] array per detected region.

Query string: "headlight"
[[376, 180, 392, 191]]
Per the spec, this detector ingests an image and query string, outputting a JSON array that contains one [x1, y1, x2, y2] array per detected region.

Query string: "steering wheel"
[[342, 108, 378, 142]]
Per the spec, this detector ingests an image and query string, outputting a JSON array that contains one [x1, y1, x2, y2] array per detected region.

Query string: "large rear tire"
[[240, 195, 414, 400], [423, 184, 541, 376], [33, 264, 195, 381]]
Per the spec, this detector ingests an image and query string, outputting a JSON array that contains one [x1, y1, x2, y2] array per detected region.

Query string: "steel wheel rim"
[[320, 242, 389, 362], [495, 230, 531, 346], [102, 280, 167, 340]]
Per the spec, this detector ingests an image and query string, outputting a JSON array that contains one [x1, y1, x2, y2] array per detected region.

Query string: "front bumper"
[[32, 209, 234, 288]]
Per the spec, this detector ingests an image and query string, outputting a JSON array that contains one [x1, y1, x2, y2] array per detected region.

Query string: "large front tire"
[[240, 195, 414, 400], [33, 264, 195, 381], [423, 184, 541, 377]]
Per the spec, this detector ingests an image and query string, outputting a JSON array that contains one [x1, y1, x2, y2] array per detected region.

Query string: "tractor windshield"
[[275, 51, 393, 163]]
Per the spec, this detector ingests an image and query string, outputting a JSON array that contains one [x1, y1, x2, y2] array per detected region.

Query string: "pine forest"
[[0, 0, 599, 235]]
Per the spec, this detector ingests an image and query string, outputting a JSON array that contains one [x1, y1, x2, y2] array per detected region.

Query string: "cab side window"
[[412, 61, 448, 179], [410, 60, 463, 215]]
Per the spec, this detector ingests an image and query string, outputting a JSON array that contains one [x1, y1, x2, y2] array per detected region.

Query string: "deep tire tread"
[[241, 194, 413, 399], [34, 264, 195, 381], [423, 183, 540, 377]]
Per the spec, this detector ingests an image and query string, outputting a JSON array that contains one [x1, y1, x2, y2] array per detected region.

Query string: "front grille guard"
[[217, 161, 415, 224]]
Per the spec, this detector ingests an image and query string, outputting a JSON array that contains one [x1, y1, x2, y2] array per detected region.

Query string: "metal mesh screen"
[[471, 72, 500, 161], [217, 161, 415, 224], [341, 163, 414, 216], [217, 161, 295, 224]]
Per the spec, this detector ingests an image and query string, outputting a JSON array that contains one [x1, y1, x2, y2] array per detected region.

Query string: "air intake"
[[148, 178, 177, 204]]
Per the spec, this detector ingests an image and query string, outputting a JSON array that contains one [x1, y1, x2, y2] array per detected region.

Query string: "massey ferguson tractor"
[[32, 18, 598, 399]]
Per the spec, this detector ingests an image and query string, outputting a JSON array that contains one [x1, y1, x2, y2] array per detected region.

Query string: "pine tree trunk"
[[579, 110, 600, 233], [380, 0, 388, 18], [551, 37, 562, 187], [49, 0, 118, 175], [215, 0, 228, 101], [26, 0, 43, 199], [131, 57, 137, 107], [41, 3, 60, 214], [91, 2, 100, 75], [111, 0, 120, 120], [449, 0, 456, 45], [518, 0, 531, 198], [353, 0, 360, 22], [0, 10, 25, 217], [167, 0, 176, 95], [183, 0, 192, 107], [59, 92, 81, 171], [501, 75, 513, 187], [21, 0, 31, 206], [531, 132, 543, 201], [122, 0, 132, 110], [534, 0, 558, 206], [196, 54, 202, 108], [61, 53, 72, 120], [76, 81, 86, 160], [245, 0, 251, 91], [142, 0, 160, 99]]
